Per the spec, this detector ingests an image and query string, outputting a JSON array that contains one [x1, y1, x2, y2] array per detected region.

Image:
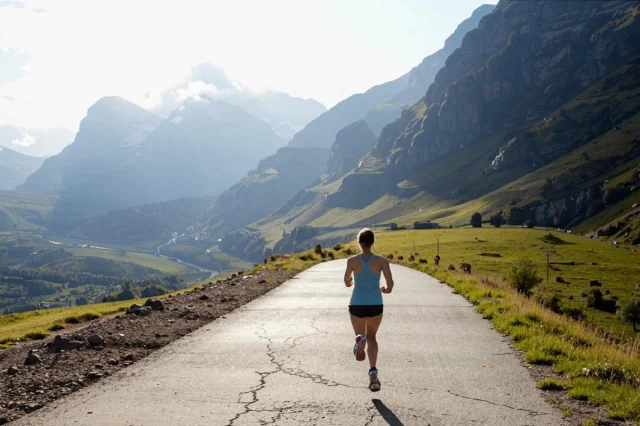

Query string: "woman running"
[[344, 228, 394, 392]]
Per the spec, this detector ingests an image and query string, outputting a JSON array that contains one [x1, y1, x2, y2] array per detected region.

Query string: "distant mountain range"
[[0, 145, 45, 190], [148, 63, 326, 140]]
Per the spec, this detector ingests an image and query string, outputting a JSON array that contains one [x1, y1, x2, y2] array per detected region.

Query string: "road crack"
[[447, 390, 550, 416]]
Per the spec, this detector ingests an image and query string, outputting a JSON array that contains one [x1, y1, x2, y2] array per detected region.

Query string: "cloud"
[[0, 1, 25, 8], [10, 131, 35, 147], [143, 64, 248, 117]]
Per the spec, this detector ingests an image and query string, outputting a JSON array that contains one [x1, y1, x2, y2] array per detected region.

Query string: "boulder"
[[7, 366, 19, 375], [144, 299, 164, 311], [87, 334, 105, 347], [24, 351, 42, 366], [51, 335, 71, 352]]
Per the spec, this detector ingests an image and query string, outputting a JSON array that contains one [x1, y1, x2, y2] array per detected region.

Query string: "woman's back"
[[350, 254, 383, 306]]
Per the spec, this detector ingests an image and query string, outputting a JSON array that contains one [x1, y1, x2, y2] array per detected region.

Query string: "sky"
[[0, 0, 497, 131]]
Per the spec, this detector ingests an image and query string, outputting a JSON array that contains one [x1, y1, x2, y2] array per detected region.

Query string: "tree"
[[507, 258, 542, 296], [76, 296, 89, 306], [471, 212, 483, 228], [503, 206, 526, 225], [619, 297, 640, 332], [490, 213, 504, 228]]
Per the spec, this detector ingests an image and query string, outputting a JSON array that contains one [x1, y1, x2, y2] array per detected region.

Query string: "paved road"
[[15, 261, 564, 425]]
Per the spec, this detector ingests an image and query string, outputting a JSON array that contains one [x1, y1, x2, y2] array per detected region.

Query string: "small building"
[[413, 221, 440, 230]]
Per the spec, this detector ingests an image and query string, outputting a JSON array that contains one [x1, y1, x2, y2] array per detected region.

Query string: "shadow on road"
[[372, 399, 405, 426]]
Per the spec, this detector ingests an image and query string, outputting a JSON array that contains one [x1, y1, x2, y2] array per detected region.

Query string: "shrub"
[[23, 331, 47, 340], [78, 312, 100, 321], [471, 212, 482, 228], [343, 247, 355, 256], [562, 306, 586, 321], [536, 291, 562, 314], [314, 244, 322, 255], [589, 280, 601, 287], [389, 223, 399, 231], [320, 251, 327, 259], [507, 259, 542, 296], [448, 264, 456, 271], [387, 254, 394, 260], [298, 253, 316, 261], [397, 255, 404, 261], [327, 251, 335, 260], [333, 244, 342, 251], [419, 259, 428, 264], [619, 297, 640, 332], [76, 296, 89, 306], [47, 323, 65, 332], [587, 289, 617, 313], [408, 254, 415, 262], [556, 276, 567, 284], [64, 316, 81, 324]]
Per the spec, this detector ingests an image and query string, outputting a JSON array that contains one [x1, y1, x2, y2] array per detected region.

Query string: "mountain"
[[74, 96, 286, 209], [149, 63, 326, 140], [18, 97, 163, 195], [288, 4, 496, 148], [0, 145, 45, 190], [326, 120, 376, 178], [195, 4, 495, 245], [199, 147, 329, 239], [216, 0, 640, 261], [0, 126, 75, 157]]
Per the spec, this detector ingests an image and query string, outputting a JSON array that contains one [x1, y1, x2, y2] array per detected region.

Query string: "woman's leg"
[[350, 314, 366, 336], [365, 314, 383, 369]]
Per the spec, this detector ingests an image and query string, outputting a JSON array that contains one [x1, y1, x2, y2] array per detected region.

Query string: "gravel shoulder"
[[0, 269, 296, 424]]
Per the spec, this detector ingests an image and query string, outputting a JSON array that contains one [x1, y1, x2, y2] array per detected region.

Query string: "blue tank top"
[[349, 254, 383, 306]]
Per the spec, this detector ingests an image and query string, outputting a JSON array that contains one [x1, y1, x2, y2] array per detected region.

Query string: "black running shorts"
[[349, 305, 383, 318]]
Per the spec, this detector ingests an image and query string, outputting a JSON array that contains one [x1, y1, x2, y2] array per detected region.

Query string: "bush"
[[587, 289, 617, 313], [389, 223, 399, 231], [320, 251, 327, 259], [76, 296, 89, 306], [343, 248, 355, 256], [619, 297, 640, 332], [79, 312, 100, 321], [448, 264, 456, 271], [314, 244, 322, 255], [116, 289, 137, 301], [507, 259, 542, 296], [333, 244, 342, 251], [23, 331, 47, 340], [298, 253, 316, 261], [64, 316, 81, 324], [562, 306, 586, 321], [327, 251, 335, 260], [536, 291, 562, 314], [589, 280, 601, 287], [419, 259, 428, 264], [397, 255, 404, 261], [47, 323, 65, 332], [471, 212, 482, 228], [490, 213, 504, 228], [408, 254, 415, 262]]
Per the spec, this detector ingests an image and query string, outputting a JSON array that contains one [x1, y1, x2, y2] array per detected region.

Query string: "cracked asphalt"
[[13, 260, 565, 425]]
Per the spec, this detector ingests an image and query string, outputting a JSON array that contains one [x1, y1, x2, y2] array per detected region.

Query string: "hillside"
[[0, 146, 45, 190], [216, 0, 640, 261], [69, 195, 217, 248]]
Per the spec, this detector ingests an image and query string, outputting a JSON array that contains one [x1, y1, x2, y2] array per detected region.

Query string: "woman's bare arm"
[[344, 258, 354, 287], [381, 258, 394, 293]]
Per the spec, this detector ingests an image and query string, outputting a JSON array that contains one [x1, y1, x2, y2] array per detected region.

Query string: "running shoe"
[[353, 334, 366, 361], [369, 368, 381, 392]]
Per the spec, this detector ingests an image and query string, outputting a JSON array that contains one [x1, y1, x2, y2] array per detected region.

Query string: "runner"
[[343, 228, 394, 392]]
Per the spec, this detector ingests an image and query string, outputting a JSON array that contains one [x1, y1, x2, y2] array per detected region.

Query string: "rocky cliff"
[[326, 121, 376, 178], [372, 0, 640, 185]]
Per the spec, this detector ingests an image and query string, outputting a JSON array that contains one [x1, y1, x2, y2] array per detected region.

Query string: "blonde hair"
[[357, 228, 375, 248]]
